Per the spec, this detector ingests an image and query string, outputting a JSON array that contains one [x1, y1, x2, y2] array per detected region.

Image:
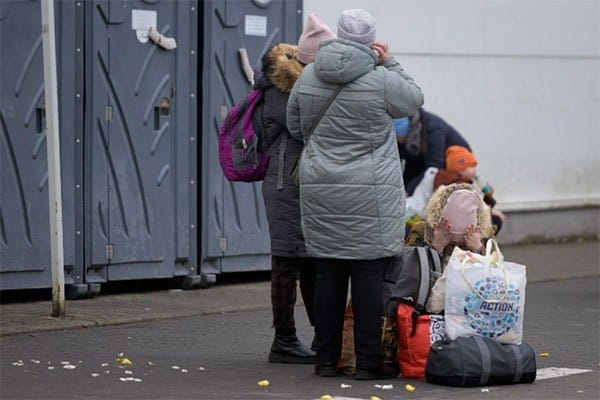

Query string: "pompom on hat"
[[297, 13, 336, 64], [445, 145, 477, 173], [441, 189, 480, 243], [337, 9, 376, 46]]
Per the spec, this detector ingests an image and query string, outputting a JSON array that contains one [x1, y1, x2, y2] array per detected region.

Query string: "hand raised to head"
[[370, 41, 389, 64], [464, 224, 483, 253], [432, 216, 452, 253]]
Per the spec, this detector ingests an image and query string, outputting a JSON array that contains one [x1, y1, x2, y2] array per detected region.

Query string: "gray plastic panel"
[[200, 0, 302, 273], [84, 0, 197, 282], [0, 0, 83, 290]]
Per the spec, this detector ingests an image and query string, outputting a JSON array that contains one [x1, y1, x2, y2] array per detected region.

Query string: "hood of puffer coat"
[[256, 43, 303, 93], [312, 38, 378, 84], [423, 183, 494, 245]]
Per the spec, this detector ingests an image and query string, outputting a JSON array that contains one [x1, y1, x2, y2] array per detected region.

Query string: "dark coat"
[[399, 109, 471, 195], [254, 43, 307, 257]]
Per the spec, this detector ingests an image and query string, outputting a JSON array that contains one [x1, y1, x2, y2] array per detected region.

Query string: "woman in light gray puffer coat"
[[286, 9, 424, 380], [287, 37, 423, 260]]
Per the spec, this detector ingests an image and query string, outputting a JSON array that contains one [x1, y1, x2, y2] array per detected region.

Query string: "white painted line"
[[311, 397, 366, 400], [536, 367, 593, 380]]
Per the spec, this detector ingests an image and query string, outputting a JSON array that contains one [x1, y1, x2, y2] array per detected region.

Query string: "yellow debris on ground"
[[115, 357, 132, 366]]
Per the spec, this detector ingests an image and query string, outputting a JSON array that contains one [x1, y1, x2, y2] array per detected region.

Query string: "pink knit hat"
[[297, 13, 336, 64], [441, 189, 480, 243]]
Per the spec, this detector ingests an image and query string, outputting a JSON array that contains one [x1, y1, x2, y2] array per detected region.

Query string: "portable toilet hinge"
[[219, 238, 227, 253], [105, 243, 114, 260], [105, 106, 113, 122]]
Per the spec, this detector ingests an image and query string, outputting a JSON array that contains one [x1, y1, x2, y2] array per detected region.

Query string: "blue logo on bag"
[[463, 276, 521, 339]]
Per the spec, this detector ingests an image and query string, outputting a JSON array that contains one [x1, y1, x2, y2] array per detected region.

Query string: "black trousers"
[[314, 257, 388, 370], [271, 256, 316, 335]]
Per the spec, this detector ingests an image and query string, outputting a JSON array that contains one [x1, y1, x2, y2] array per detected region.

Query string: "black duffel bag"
[[425, 336, 537, 387]]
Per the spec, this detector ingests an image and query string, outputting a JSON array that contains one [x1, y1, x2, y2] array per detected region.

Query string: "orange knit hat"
[[445, 145, 477, 172]]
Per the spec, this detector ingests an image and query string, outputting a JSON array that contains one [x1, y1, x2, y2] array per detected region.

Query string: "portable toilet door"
[[83, 0, 197, 284], [199, 0, 303, 274], [0, 0, 84, 292]]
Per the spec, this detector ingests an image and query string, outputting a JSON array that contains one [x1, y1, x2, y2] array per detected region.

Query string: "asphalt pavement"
[[0, 240, 598, 400], [1, 240, 598, 337]]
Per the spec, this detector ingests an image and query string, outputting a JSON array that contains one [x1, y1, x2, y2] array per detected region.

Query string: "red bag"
[[397, 303, 446, 379]]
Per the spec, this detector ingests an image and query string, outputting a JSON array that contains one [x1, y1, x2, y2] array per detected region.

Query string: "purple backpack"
[[218, 88, 269, 182]]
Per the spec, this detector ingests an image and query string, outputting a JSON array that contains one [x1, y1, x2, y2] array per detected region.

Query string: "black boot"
[[268, 334, 317, 364], [354, 366, 399, 380]]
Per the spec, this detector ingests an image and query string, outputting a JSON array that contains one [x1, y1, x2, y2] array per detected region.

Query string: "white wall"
[[304, 0, 600, 211]]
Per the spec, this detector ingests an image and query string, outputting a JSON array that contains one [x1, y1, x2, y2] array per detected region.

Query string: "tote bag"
[[397, 303, 446, 379], [445, 239, 526, 345]]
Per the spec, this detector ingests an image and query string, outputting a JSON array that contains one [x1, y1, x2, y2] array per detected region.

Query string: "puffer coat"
[[286, 38, 424, 259], [254, 43, 307, 257]]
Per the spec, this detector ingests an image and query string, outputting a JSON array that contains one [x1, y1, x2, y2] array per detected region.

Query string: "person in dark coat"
[[253, 14, 336, 364], [396, 109, 471, 196]]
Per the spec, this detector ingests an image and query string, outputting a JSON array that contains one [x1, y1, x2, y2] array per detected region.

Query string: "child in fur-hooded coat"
[[406, 183, 494, 262], [424, 183, 494, 258], [413, 183, 495, 313]]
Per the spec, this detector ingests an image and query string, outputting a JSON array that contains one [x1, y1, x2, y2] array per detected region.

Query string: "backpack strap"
[[305, 84, 345, 142], [430, 247, 442, 274], [277, 84, 343, 189], [410, 247, 441, 337], [291, 84, 346, 185], [415, 247, 431, 310], [276, 132, 288, 190]]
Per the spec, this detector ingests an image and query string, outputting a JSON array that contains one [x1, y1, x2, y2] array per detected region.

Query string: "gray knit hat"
[[337, 9, 376, 46]]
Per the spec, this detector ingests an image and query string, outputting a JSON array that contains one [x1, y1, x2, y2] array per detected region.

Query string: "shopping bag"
[[405, 167, 438, 218], [338, 300, 400, 378], [397, 303, 446, 379], [337, 301, 356, 375], [444, 239, 526, 345]]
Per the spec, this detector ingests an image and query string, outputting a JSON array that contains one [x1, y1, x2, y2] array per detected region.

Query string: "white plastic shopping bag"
[[444, 239, 526, 345], [406, 167, 438, 218]]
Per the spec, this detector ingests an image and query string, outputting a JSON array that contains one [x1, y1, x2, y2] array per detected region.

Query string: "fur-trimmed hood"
[[424, 183, 493, 245], [260, 43, 303, 93]]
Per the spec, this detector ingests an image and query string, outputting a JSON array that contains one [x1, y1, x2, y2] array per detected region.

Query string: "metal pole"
[[40, 0, 65, 317]]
